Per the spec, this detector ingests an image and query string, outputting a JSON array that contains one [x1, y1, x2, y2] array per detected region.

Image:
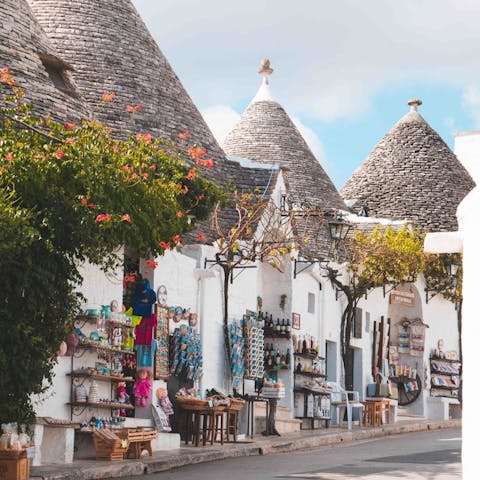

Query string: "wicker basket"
[[176, 396, 210, 411], [229, 398, 246, 412]]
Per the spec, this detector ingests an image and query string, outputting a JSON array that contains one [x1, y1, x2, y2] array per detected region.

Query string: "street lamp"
[[328, 214, 351, 243], [448, 259, 459, 277]]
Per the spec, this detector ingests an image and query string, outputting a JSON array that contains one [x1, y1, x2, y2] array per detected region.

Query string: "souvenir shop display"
[[262, 379, 285, 399], [244, 311, 264, 379], [0, 423, 33, 480], [170, 326, 203, 381], [134, 369, 153, 407], [429, 351, 461, 399], [262, 311, 291, 338], [229, 321, 246, 388], [387, 354, 422, 405], [152, 388, 173, 432], [67, 303, 138, 420], [154, 306, 170, 380], [264, 344, 290, 371], [78, 416, 126, 432], [294, 380, 332, 429]]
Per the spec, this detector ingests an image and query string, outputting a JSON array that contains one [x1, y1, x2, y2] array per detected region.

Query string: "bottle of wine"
[[276, 351, 281, 366], [280, 319, 285, 334], [302, 336, 307, 353], [280, 352, 286, 366], [275, 319, 281, 333], [286, 318, 291, 333], [286, 348, 291, 365]]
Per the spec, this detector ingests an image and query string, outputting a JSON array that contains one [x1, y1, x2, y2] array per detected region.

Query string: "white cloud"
[[462, 86, 480, 128], [134, 0, 480, 123], [201, 105, 240, 144]]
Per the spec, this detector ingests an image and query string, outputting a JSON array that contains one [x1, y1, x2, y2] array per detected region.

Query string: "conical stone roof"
[[0, 0, 88, 122], [341, 100, 475, 232], [223, 63, 346, 258], [27, 0, 227, 179]]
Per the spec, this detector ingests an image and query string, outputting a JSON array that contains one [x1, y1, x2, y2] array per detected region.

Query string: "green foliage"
[[424, 253, 462, 304], [0, 71, 221, 424]]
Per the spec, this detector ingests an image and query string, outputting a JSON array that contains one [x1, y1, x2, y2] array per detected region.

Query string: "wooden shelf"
[[430, 384, 458, 390], [430, 357, 461, 363], [68, 401, 135, 410], [264, 365, 290, 371], [106, 319, 135, 329], [430, 370, 459, 377], [68, 371, 135, 382], [294, 387, 331, 396], [264, 332, 291, 340], [78, 343, 136, 356], [294, 371, 326, 378], [294, 352, 325, 360], [75, 315, 134, 329]]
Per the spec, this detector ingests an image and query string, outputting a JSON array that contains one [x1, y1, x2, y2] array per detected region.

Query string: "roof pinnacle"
[[408, 98, 422, 111], [258, 58, 273, 85]]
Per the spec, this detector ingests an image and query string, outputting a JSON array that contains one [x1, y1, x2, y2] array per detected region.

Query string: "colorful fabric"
[[135, 341, 158, 368], [135, 314, 157, 346], [123, 308, 142, 350]]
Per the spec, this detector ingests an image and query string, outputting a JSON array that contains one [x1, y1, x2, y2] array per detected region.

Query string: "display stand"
[[429, 356, 461, 399]]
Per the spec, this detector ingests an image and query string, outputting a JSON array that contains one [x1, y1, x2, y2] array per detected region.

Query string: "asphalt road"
[[129, 427, 461, 480]]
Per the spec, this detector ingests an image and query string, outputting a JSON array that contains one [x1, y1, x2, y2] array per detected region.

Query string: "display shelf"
[[429, 384, 458, 390], [264, 331, 291, 340], [430, 370, 459, 377], [77, 343, 136, 356], [294, 371, 326, 378], [106, 319, 135, 329], [68, 371, 135, 383], [294, 352, 325, 361], [68, 401, 135, 410], [265, 365, 290, 371], [75, 315, 134, 329], [294, 387, 330, 395], [430, 356, 460, 363]]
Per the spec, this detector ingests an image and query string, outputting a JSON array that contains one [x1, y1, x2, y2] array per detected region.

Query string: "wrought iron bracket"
[[204, 258, 257, 284], [293, 259, 325, 279], [425, 288, 439, 304]]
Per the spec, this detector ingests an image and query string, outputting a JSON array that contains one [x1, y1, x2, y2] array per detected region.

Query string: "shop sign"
[[390, 290, 415, 306]]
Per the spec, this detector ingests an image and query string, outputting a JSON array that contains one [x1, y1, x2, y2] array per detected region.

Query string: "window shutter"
[[353, 307, 363, 339]]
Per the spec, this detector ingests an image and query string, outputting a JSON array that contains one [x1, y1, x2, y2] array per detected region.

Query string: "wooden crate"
[[121, 428, 157, 459], [93, 430, 129, 461], [0, 456, 30, 480]]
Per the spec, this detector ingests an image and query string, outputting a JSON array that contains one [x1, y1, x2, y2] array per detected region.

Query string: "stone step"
[[254, 403, 293, 421], [255, 416, 302, 435]]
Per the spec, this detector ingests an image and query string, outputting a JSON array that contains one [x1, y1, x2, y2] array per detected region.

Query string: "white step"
[[254, 403, 293, 421], [255, 416, 302, 435]]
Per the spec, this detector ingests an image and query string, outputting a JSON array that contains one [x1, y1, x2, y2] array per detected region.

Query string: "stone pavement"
[[30, 419, 461, 480]]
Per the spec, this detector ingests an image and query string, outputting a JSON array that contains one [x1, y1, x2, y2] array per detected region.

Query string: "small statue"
[[116, 382, 130, 417]]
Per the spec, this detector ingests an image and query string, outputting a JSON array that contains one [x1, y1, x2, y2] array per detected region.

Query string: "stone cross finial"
[[408, 99, 422, 111], [258, 58, 273, 84]]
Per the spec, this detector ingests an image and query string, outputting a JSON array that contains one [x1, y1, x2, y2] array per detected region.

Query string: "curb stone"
[[30, 419, 461, 479]]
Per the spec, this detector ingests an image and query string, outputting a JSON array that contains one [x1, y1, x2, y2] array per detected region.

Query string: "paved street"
[[127, 428, 461, 480]]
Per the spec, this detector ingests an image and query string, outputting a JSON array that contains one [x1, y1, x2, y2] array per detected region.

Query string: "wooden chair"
[[381, 399, 391, 424], [226, 409, 239, 442]]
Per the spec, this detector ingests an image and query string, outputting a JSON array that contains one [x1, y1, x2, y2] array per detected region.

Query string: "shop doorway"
[[326, 341, 337, 382]]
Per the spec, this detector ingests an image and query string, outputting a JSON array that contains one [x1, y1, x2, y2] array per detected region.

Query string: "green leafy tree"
[[0, 68, 221, 424], [323, 225, 425, 386]]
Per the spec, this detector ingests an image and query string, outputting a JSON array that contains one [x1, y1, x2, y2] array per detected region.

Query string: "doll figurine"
[[134, 369, 152, 407], [116, 382, 130, 417]]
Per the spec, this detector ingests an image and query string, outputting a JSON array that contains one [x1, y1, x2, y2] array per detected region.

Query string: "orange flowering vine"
[[159, 241, 171, 250], [173, 234, 181, 245], [127, 103, 142, 113], [55, 151, 65, 159], [0, 67, 14, 86], [178, 131, 190, 140], [177, 211, 183, 218], [5, 153, 13, 162], [65, 122, 76, 131], [188, 146, 206, 160], [95, 213, 112, 222], [102, 92, 115, 102], [197, 233, 205, 241], [121, 214, 131, 222], [186, 169, 196, 180], [80, 198, 87, 206]]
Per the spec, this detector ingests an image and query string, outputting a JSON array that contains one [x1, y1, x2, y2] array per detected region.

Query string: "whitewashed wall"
[[34, 258, 124, 420]]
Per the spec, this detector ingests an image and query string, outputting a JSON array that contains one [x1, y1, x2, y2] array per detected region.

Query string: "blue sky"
[[132, 0, 480, 189]]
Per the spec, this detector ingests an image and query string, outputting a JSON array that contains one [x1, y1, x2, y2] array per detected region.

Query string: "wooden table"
[[365, 397, 398, 423]]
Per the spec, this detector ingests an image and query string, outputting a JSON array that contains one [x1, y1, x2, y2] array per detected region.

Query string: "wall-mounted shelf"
[[294, 371, 326, 378], [294, 352, 325, 361], [68, 371, 135, 383]]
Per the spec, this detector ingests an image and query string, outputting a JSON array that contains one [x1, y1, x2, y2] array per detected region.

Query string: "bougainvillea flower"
[[159, 241, 171, 250], [122, 165, 131, 172], [102, 92, 115, 102], [81, 198, 87, 206], [126, 105, 135, 113], [142, 173, 148, 179], [55, 150, 65, 159], [150, 164, 157, 171], [178, 131, 190, 140], [199, 194, 205, 200], [65, 122, 77, 131], [177, 211, 183, 218], [145, 259, 153, 267], [188, 146, 206, 160], [143, 133, 152, 144], [173, 234, 181, 245], [96, 213, 112, 222], [186, 169, 196, 180], [135, 133, 143, 141], [88, 203, 95, 209], [66, 138, 75, 144], [136, 104, 143, 111], [197, 233, 205, 241], [197, 158, 214, 168], [112, 145, 120, 153], [121, 214, 131, 222], [131, 172, 138, 179], [5, 153, 13, 162], [0, 67, 8, 74], [141, 162, 147, 169]]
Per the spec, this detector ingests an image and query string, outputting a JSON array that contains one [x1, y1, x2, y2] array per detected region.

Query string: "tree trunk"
[[222, 266, 232, 371], [262, 398, 280, 436], [340, 301, 355, 389]]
